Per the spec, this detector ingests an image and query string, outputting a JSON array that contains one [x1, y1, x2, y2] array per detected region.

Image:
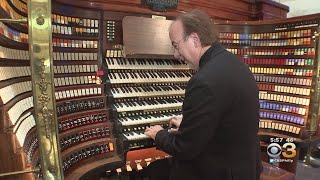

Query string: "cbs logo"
[[267, 143, 296, 158]]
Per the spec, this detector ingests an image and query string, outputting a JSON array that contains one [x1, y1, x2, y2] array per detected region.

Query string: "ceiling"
[[273, 0, 320, 17]]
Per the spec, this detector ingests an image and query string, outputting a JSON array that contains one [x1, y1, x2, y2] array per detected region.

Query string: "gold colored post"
[[28, 0, 64, 179], [0, 18, 27, 23], [0, 168, 39, 177]]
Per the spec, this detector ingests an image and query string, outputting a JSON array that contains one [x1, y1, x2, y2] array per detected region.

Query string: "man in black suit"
[[144, 9, 262, 180]]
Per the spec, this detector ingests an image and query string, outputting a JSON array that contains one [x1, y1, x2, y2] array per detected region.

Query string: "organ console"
[[105, 53, 191, 151], [0, 0, 319, 179]]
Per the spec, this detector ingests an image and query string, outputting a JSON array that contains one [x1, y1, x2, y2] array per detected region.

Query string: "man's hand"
[[144, 125, 164, 140], [168, 116, 182, 133]]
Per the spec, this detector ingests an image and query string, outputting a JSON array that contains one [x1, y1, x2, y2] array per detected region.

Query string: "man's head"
[[169, 9, 218, 70]]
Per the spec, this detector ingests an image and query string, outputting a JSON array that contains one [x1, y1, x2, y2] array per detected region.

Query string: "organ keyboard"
[[117, 112, 182, 126], [109, 84, 186, 98], [112, 97, 184, 112], [108, 71, 192, 84], [106, 57, 190, 70], [106, 56, 193, 151]]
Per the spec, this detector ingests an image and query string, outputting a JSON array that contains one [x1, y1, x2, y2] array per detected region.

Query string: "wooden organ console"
[[0, 0, 319, 179], [106, 56, 191, 150], [103, 53, 193, 178]]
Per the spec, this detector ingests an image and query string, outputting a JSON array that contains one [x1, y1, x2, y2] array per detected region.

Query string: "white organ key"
[[109, 72, 191, 84], [124, 87, 134, 97], [135, 160, 143, 170], [119, 113, 182, 126], [114, 99, 183, 112], [106, 58, 191, 70], [108, 58, 114, 68], [145, 158, 152, 166], [136, 163, 143, 170], [123, 131, 149, 141], [113, 73, 121, 83], [164, 72, 171, 82], [126, 164, 132, 172], [108, 74, 112, 82], [116, 168, 122, 173]]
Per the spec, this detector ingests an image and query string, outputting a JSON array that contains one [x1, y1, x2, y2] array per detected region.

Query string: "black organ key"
[[110, 58, 115, 65]]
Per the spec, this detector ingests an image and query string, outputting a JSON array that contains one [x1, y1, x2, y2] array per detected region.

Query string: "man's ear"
[[190, 32, 200, 47]]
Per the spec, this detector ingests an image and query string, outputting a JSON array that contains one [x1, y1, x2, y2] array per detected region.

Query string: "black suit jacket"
[[155, 43, 262, 180]]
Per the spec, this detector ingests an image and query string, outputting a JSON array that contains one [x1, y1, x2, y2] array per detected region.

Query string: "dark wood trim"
[[0, 6, 28, 33], [57, 109, 108, 121], [216, 13, 320, 26], [0, 34, 28, 50], [53, 47, 98, 52], [56, 95, 107, 106], [248, 64, 314, 69], [62, 138, 122, 178], [254, 74, 313, 80], [0, 127, 30, 178], [259, 130, 307, 143], [53, 72, 96, 78], [223, 45, 315, 49], [59, 121, 112, 137], [98, 11, 104, 73], [0, 59, 29, 67], [3, 92, 32, 110], [52, 1, 101, 19], [255, 10, 286, 20], [53, 60, 98, 65], [6, 0, 27, 17], [177, 1, 253, 20], [13, 109, 34, 134], [0, 76, 30, 89], [24, 126, 36, 143], [237, 55, 315, 59], [31, 148, 39, 166], [217, 23, 319, 34], [54, 0, 258, 21], [61, 138, 113, 158], [0, 106, 5, 131], [220, 35, 316, 41], [52, 22, 100, 29], [255, 0, 289, 11], [257, 82, 313, 89], [18, 0, 27, 5], [5, 107, 33, 130], [103, 11, 147, 21], [65, 154, 122, 179], [53, 33, 99, 40]]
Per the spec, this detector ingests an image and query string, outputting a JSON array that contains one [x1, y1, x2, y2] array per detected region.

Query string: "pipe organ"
[[0, 0, 319, 179], [106, 55, 192, 151]]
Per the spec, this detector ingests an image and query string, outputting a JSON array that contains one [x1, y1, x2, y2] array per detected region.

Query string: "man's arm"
[[154, 81, 228, 160]]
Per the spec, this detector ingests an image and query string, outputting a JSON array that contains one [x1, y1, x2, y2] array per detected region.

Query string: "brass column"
[[28, 0, 64, 179]]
